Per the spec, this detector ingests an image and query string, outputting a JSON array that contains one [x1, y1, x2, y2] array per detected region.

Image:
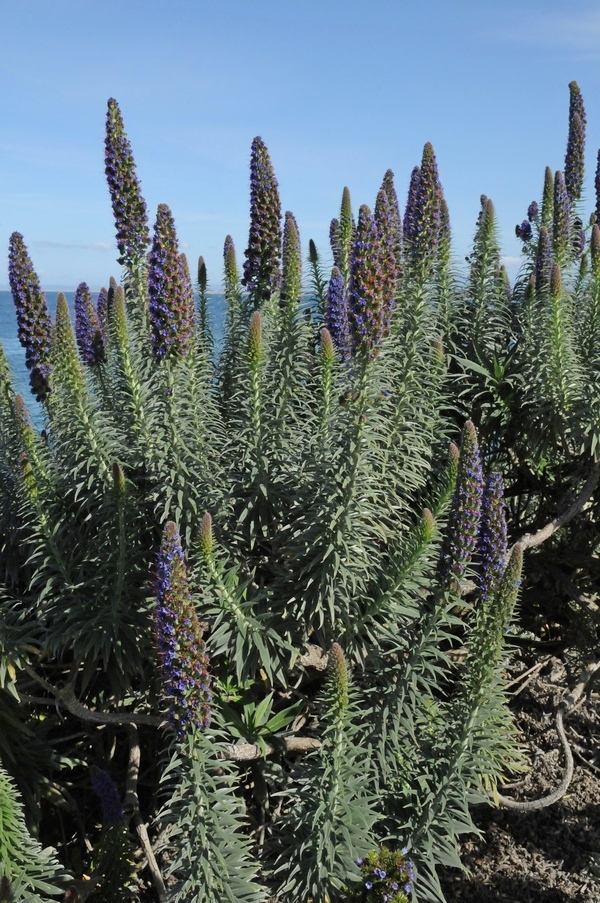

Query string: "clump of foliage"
[[0, 85, 598, 903]]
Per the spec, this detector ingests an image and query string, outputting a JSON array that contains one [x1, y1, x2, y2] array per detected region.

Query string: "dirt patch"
[[439, 651, 600, 903]]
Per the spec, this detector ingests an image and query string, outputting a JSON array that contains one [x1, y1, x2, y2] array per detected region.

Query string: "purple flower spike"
[[403, 165, 421, 244], [155, 521, 212, 735], [347, 204, 392, 359], [105, 98, 150, 267], [242, 136, 282, 306], [515, 220, 532, 242], [75, 282, 105, 366], [527, 201, 539, 223], [438, 420, 484, 590], [565, 82, 586, 202], [90, 766, 124, 825], [8, 232, 52, 402], [404, 144, 443, 279], [148, 204, 195, 362], [478, 473, 508, 604], [325, 266, 350, 359]]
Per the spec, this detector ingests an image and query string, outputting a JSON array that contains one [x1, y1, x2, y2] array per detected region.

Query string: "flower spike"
[[242, 136, 282, 306], [104, 98, 150, 267], [75, 282, 105, 366], [564, 81, 586, 202], [8, 232, 52, 402], [155, 521, 212, 735], [148, 204, 196, 362]]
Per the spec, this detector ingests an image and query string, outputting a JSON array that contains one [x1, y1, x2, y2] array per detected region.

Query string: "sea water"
[[0, 290, 226, 429]]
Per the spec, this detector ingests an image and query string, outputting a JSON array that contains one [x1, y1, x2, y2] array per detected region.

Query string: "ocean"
[[0, 290, 226, 422]]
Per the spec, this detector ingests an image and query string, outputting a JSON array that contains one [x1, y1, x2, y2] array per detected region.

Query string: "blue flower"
[[516, 220, 532, 242], [105, 98, 150, 266], [155, 521, 212, 734], [365, 880, 373, 890], [8, 232, 52, 401]]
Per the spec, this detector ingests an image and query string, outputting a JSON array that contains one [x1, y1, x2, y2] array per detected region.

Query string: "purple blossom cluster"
[[90, 766, 124, 825], [347, 204, 394, 359], [8, 232, 52, 402], [403, 166, 421, 244], [564, 81, 586, 202], [155, 521, 212, 735], [515, 220, 532, 242], [75, 282, 105, 366], [352, 848, 415, 902], [404, 143, 443, 277], [527, 201, 539, 222], [477, 473, 508, 604], [438, 421, 484, 590], [105, 98, 150, 267], [325, 265, 350, 359], [148, 204, 196, 362], [242, 136, 282, 305]]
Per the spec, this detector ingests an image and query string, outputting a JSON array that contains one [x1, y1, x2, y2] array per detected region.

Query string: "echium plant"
[[4, 83, 599, 903], [347, 203, 394, 358], [105, 97, 150, 268], [8, 232, 52, 401], [242, 136, 282, 307], [155, 521, 211, 734], [564, 80, 586, 202], [438, 420, 484, 592], [74, 281, 105, 366], [148, 204, 196, 362]]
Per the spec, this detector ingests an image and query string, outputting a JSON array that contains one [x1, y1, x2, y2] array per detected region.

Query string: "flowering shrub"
[[0, 83, 598, 903]]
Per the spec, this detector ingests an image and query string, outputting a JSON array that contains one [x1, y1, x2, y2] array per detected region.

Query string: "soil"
[[439, 650, 600, 903]]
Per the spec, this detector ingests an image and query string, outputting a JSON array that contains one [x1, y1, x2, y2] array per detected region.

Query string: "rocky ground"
[[439, 650, 600, 903]]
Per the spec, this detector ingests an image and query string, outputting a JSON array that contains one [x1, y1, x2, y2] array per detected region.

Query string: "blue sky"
[[2, 0, 600, 291]]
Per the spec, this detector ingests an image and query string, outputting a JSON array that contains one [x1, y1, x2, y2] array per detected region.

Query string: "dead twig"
[[498, 659, 600, 810], [515, 463, 600, 552], [125, 725, 167, 903]]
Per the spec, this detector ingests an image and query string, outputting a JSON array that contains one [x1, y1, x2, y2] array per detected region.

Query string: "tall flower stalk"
[[438, 420, 484, 591], [148, 204, 196, 362], [564, 81, 586, 202], [155, 521, 211, 735], [105, 98, 150, 268], [242, 136, 282, 307], [75, 281, 105, 366], [347, 204, 393, 359], [8, 232, 52, 402]]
